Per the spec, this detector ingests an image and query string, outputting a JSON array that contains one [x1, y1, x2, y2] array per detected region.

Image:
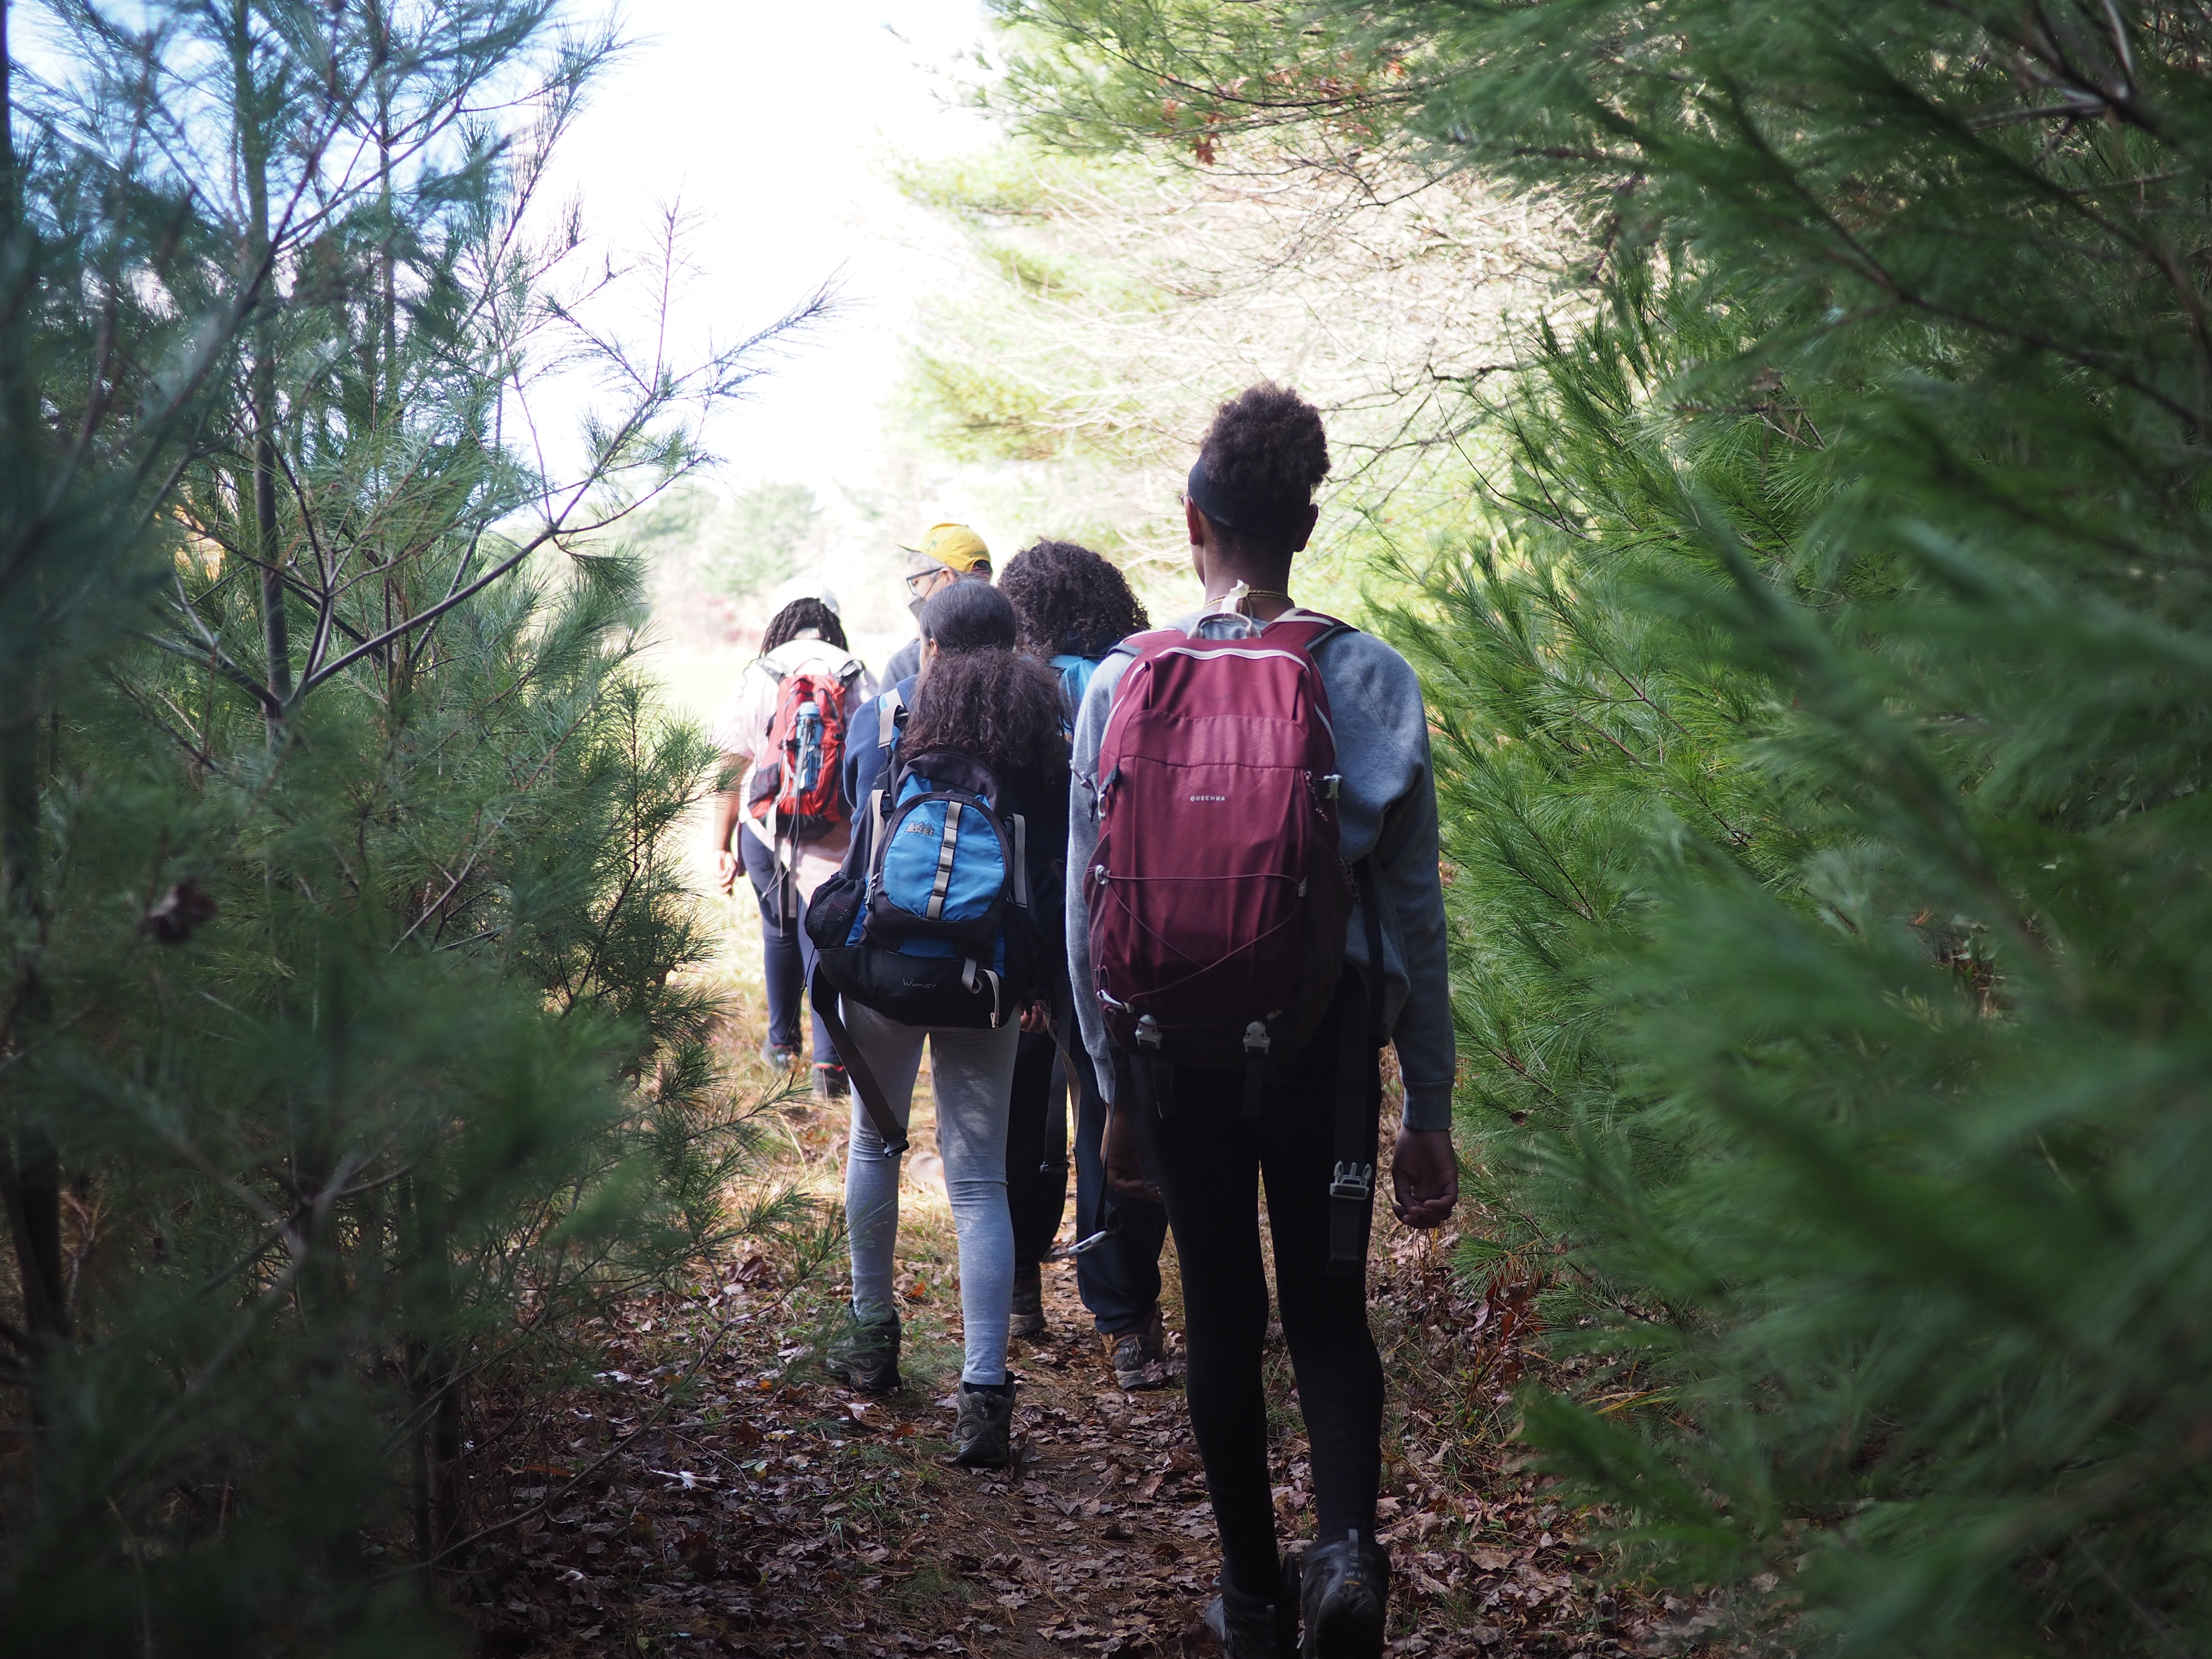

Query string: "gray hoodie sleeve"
[[1315, 630, 1456, 1132], [1065, 651, 1131, 1101]]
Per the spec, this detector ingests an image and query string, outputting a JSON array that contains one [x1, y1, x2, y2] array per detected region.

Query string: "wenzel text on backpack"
[[1084, 608, 1385, 1277]]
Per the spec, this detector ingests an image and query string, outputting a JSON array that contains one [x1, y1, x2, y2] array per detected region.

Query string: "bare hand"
[[1019, 1000, 1054, 1035], [715, 848, 741, 895], [1103, 1095, 1162, 1203], [1390, 1127, 1458, 1229]]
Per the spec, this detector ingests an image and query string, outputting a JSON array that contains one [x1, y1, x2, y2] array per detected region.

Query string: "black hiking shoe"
[[813, 1063, 849, 1102], [1106, 1306, 1170, 1390], [823, 1306, 902, 1393], [1202, 1563, 1297, 1659], [1010, 1260, 1046, 1338], [1298, 1530, 1389, 1659], [952, 1379, 1016, 1468]]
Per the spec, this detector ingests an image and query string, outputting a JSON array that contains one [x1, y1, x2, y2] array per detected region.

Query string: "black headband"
[[1187, 455, 1305, 540]]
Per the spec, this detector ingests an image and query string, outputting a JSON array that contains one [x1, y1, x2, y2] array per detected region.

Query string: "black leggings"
[[1133, 980, 1383, 1597]]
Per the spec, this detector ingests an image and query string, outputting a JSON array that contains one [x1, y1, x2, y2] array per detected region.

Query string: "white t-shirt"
[[712, 632, 876, 900]]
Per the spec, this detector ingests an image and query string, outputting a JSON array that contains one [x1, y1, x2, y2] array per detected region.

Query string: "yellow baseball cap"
[[900, 521, 990, 573]]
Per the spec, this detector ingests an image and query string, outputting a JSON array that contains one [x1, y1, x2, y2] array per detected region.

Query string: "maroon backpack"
[[1085, 610, 1358, 1114]]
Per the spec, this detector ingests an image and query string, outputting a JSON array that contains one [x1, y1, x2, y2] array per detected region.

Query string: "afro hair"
[[999, 540, 1151, 661], [1196, 382, 1331, 539]]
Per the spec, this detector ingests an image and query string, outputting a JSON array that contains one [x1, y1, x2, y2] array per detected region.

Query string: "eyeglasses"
[[904, 567, 949, 597]]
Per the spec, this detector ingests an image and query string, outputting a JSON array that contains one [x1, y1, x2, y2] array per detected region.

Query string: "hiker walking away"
[[997, 539, 1169, 1378], [711, 587, 873, 1099], [806, 582, 1070, 1468], [1066, 384, 1459, 1659], [881, 522, 991, 688]]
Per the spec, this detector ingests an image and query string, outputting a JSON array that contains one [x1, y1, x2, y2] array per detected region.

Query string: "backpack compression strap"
[[809, 962, 910, 1158], [1328, 860, 1388, 1282]]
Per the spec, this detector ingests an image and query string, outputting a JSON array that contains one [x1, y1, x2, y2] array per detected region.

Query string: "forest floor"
[[455, 947, 1726, 1659]]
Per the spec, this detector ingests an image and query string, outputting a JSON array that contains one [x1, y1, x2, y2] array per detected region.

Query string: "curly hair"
[[761, 596, 847, 654], [1197, 382, 1331, 543], [999, 540, 1151, 661], [902, 582, 1069, 783]]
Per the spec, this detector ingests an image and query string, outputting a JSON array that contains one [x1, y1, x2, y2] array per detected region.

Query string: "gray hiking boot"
[[1105, 1305, 1170, 1390], [1298, 1530, 1389, 1659], [1010, 1260, 1046, 1339], [823, 1306, 902, 1393], [952, 1379, 1016, 1468]]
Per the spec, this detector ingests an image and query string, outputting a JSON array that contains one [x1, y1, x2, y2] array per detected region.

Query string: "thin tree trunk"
[[0, 0, 68, 1365], [234, 0, 289, 744]]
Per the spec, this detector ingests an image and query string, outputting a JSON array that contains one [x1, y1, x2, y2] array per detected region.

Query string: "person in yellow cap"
[[882, 522, 990, 686]]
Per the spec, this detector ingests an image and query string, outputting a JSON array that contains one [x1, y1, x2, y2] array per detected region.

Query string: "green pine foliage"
[[0, 2, 813, 1646], [994, 1, 2212, 1650]]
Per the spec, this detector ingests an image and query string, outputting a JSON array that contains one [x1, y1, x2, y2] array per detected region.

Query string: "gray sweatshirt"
[[1063, 611, 1456, 1131]]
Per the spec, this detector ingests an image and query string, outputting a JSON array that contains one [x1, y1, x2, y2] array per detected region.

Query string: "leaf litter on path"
[[454, 1013, 1723, 1657]]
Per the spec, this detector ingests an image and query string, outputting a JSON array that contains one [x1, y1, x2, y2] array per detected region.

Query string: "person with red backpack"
[[711, 589, 873, 1098], [1065, 385, 1459, 1659]]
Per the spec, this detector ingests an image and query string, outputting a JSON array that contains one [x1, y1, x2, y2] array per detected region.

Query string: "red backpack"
[[1085, 610, 1357, 1113], [746, 664, 858, 843]]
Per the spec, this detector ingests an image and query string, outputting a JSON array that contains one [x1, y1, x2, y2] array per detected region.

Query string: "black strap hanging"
[[810, 963, 909, 1158], [1326, 861, 1388, 1282]]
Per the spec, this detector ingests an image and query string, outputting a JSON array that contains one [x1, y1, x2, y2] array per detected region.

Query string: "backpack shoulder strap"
[[1259, 609, 1357, 653], [876, 685, 906, 750]]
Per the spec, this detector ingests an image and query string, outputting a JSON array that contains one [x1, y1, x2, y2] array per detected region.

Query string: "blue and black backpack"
[[806, 729, 1041, 1151]]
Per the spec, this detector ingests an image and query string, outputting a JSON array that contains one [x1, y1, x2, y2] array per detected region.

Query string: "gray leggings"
[[841, 1002, 1019, 1386]]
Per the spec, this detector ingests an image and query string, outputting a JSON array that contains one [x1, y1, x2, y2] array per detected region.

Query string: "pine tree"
[[0, 2, 821, 1645], [997, 2, 2212, 1649]]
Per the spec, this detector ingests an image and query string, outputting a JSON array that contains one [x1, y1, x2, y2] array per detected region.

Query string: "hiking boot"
[[1105, 1306, 1169, 1390], [1298, 1531, 1389, 1659], [760, 1040, 799, 1071], [1010, 1260, 1046, 1339], [813, 1063, 849, 1102], [952, 1379, 1016, 1468], [1202, 1564, 1297, 1659], [823, 1306, 902, 1393]]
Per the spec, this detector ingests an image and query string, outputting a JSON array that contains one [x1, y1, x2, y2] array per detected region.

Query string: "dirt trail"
[[458, 1116, 1705, 1657], [457, 935, 1708, 1659]]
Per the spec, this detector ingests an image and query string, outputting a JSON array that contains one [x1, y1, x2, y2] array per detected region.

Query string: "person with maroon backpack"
[[1065, 384, 1459, 1659], [712, 589, 873, 1098]]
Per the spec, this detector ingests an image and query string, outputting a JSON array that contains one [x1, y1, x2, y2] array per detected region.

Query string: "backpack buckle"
[[1329, 1160, 1373, 1200], [1135, 1014, 1163, 1051]]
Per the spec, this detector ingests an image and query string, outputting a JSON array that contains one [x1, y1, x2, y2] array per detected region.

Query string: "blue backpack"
[[807, 743, 1040, 1153], [1049, 652, 1099, 735]]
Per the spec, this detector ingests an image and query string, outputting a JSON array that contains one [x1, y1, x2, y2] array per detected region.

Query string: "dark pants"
[[1005, 1031, 1070, 1269], [1070, 1037, 1169, 1334], [738, 829, 831, 1064], [1132, 979, 1383, 1598]]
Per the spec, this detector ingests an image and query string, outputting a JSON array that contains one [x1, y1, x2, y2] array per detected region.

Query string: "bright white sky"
[[538, 0, 998, 500]]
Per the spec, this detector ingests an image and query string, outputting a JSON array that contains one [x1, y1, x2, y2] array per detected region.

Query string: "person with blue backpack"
[[1066, 384, 1459, 1659], [996, 540, 1173, 1383], [805, 581, 1070, 1468]]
